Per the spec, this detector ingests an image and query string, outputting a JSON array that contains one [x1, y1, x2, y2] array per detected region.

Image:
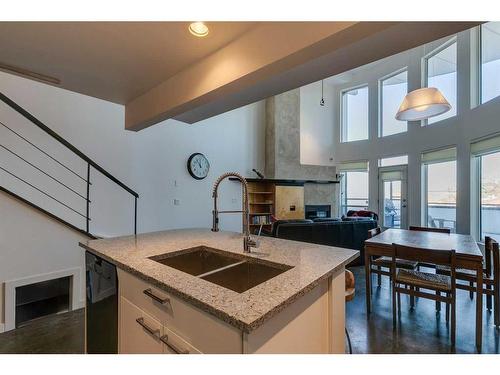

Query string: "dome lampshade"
[[395, 87, 451, 121]]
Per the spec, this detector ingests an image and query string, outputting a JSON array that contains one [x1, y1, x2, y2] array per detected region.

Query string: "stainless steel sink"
[[200, 260, 292, 293], [149, 246, 293, 293], [149, 246, 242, 277]]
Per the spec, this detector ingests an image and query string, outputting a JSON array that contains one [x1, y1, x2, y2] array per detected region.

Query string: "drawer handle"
[[135, 317, 160, 338], [143, 288, 170, 304], [159, 334, 189, 354]]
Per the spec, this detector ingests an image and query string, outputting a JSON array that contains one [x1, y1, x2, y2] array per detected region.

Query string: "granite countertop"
[[79, 228, 358, 333]]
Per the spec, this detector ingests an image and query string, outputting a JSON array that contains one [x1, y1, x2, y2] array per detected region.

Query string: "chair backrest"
[[367, 227, 381, 239], [409, 225, 451, 234], [392, 243, 456, 267], [485, 236, 499, 278]]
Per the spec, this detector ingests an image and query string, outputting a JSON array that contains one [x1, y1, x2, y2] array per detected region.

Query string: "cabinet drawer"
[[118, 269, 242, 353], [162, 326, 201, 354], [120, 296, 163, 354]]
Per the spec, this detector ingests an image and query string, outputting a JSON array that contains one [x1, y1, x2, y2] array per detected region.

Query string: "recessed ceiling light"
[[189, 22, 209, 37]]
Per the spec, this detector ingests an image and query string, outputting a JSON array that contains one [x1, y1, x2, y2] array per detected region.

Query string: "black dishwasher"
[[85, 251, 118, 353]]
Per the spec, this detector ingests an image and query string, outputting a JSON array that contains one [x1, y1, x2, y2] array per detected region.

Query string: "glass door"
[[378, 165, 408, 229]]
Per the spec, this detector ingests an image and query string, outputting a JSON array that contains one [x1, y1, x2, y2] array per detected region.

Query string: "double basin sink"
[[149, 246, 293, 293]]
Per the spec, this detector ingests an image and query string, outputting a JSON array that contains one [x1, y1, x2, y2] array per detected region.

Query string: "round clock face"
[[187, 153, 210, 180]]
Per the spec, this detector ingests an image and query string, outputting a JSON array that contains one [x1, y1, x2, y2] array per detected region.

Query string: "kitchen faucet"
[[211, 172, 258, 253]]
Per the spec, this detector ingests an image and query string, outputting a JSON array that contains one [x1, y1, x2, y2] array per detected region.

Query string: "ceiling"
[[0, 22, 256, 103], [0, 21, 480, 130]]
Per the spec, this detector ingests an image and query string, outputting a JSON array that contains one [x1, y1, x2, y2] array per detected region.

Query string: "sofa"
[[272, 218, 377, 266]]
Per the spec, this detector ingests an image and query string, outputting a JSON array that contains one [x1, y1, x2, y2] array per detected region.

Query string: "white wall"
[[0, 71, 265, 328], [327, 26, 500, 236], [131, 102, 265, 233], [300, 81, 335, 166]]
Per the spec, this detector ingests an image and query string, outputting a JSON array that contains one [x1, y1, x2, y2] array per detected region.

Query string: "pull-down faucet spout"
[[211, 172, 258, 253]]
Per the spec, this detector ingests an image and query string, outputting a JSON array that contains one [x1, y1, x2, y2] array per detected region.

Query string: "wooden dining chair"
[[409, 225, 452, 298], [368, 227, 418, 287], [391, 243, 457, 346], [409, 225, 451, 234], [345, 270, 355, 354], [436, 236, 499, 327]]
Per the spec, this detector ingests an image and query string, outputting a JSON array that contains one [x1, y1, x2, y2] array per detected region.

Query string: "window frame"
[[421, 147, 458, 231], [340, 84, 369, 143], [378, 67, 408, 137], [478, 24, 484, 105], [339, 166, 370, 215], [478, 22, 500, 105], [421, 37, 458, 126], [471, 145, 500, 241]]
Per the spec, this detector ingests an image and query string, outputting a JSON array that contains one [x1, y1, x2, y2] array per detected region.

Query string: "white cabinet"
[[119, 296, 200, 354], [117, 269, 242, 354], [120, 296, 163, 354], [117, 268, 345, 354]]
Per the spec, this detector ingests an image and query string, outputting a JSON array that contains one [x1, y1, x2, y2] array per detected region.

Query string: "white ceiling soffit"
[[126, 21, 477, 129]]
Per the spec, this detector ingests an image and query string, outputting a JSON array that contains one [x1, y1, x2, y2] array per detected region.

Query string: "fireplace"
[[15, 276, 71, 328], [305, 205, 331, 220]]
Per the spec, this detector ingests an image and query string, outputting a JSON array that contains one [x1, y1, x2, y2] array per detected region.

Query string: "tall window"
[[380, 69, 408, 136], [341, 86, 369, 142], [422, 147, 457, 232], [424, 40, 457, 125], [481, 22, 500, 103], [471, 135, 500, 242], [339, 161, 369, 214]]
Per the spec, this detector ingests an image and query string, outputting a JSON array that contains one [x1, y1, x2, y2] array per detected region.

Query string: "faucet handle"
[[245, 236, 259, 249]]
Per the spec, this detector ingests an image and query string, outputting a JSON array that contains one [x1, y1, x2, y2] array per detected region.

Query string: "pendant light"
[[395, 87, 451, 121], [320, 80, 325, 106]]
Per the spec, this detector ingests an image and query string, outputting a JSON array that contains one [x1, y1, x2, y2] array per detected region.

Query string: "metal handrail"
[[0, 165, 88, 219], [0, 120, 89, 183], [0, 92, 138, 197], [0, 143, 89, 201], [0, 91, 139, 236]]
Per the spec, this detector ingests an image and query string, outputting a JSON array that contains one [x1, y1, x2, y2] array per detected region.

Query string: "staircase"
[[0, 91, 138, 239]]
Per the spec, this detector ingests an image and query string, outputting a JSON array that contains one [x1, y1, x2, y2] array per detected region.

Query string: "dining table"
[[364, 228, 484, 352]]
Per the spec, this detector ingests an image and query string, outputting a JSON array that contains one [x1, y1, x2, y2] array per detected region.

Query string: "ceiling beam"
[[125, 21, 480, 130]]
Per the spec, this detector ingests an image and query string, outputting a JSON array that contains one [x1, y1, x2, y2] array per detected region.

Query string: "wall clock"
[[187, 153, 210, 180]]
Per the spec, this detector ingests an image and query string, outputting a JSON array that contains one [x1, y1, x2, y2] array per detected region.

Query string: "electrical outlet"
[[231, 198, 237, 204], [173, 199, 180, 206]]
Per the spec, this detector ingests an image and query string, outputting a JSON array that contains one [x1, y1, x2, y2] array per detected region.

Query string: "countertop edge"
[[79, 241, 359, 333]]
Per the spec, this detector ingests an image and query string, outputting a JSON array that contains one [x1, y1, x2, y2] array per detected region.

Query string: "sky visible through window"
[[482, 22, 500, 103], [426, 41, 457, 124], [481, 151, 500, 241], [341, 171, 369, 213], [426, 160, 457, 231], [381, 70, 407, 136], [342, 86, 368, 142]]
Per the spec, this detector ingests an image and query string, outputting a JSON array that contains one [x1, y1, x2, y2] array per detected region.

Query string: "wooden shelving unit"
[[247, 181, 275, 234], [230, 177, 338, 234]]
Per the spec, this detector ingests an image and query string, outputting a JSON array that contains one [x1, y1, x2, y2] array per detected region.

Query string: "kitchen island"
[[80, 229, 358, 354]]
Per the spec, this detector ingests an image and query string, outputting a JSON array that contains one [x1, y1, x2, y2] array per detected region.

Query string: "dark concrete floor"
[[0, 308, 84, 354], [347, 266, 500, 354], [1, 266, 499, 354]]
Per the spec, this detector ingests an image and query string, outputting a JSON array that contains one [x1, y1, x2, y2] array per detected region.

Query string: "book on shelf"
[[251, 214, 271, 225]]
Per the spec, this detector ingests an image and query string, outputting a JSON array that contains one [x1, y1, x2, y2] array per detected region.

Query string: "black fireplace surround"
[[305, 205, 331, 220]]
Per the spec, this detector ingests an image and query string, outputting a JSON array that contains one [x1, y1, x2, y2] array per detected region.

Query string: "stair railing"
[[0, 91, 138, 238]]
